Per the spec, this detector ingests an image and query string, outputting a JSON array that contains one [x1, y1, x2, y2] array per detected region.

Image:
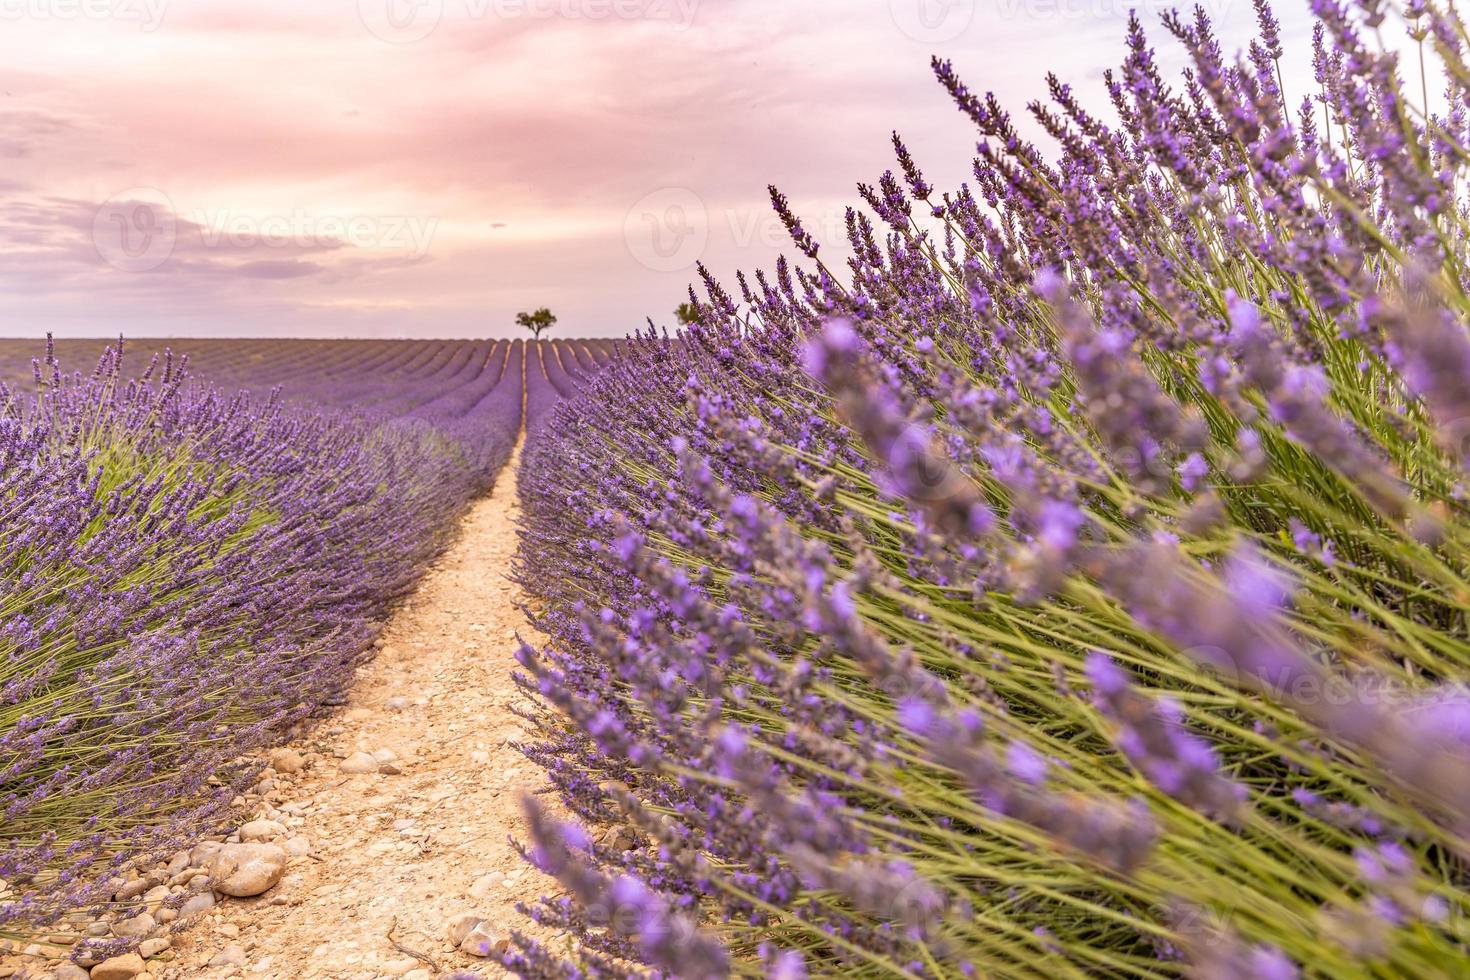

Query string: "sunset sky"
[[0, 0, 1316, 339]]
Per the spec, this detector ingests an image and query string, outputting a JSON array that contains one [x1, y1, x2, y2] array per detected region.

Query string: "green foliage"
[[517, 307, 558, 339]]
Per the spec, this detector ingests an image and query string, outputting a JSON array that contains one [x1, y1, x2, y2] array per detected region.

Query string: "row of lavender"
[[0, 337, 616, 454], [0, 338, 607, 946], [511, 2, 1470, 977]]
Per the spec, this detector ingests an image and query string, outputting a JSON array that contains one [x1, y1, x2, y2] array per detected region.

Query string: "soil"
[[154, 445, 557, 979]]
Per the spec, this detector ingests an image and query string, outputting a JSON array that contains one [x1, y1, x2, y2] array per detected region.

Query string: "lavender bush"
[[522, 339, 624, 485], [511, 2, 1470, 976], [0, 336, 540, 943]]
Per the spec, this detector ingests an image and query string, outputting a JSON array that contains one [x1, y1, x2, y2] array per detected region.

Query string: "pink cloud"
[[0, 0, 1316, 338]]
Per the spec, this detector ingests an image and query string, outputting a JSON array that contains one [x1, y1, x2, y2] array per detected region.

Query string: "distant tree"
[[675, 301, 699, 326], [516, 308, 557, 339]]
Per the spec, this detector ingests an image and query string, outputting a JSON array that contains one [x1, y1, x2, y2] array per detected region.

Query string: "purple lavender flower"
[[1086, 654, 1248, 822]]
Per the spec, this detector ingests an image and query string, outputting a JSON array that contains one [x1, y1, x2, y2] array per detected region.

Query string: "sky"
[[0, 0, 1318, 339]]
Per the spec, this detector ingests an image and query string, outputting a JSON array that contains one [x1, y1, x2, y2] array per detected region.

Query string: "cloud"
[[0, 0, 1317, 338], [227, 259, 324, 280]]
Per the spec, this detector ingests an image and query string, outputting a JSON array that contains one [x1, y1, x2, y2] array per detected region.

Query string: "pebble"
[[385, 697, 409, 711], [189, 841, 224, 867], [167, 868, 198, 887], [268, 749, 306, 774], [445, 912, 483, 947], [90, 953, 146, 980], [460, 921, 508, 957], [208, 945, 248, 968], [282, 836, 312, 858], [179, 892, 216, 917], [138, 937, 171, 959], [114, 879, 150, 901], [338, 753, 379, 775], [238, 819, 286, 843], [208, 843, 288, 897], [112, 911, 155, 939], [53, 964, 89, 980]]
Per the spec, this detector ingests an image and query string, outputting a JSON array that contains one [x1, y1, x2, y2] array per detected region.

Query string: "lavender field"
[[5, 0, 1470, 978], [0, 337, 610, 968]]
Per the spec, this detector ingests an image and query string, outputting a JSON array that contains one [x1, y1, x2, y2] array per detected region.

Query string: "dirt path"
[[159, 445, 554, 980]]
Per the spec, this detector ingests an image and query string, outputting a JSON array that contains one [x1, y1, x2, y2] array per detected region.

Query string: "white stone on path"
[[90, 953, 145, 980], [207, 945, 248, 968], [137, 937, 171, 959], [238, 819, 286, 842], [268, 748, 306, 774], [208, 843, 287, 897], [338, 752, 379, 774], [445, 912, 483, 947], [460, 920, 508, 957], [111, 912, 154, 939], [179, 891, 215, 916]]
